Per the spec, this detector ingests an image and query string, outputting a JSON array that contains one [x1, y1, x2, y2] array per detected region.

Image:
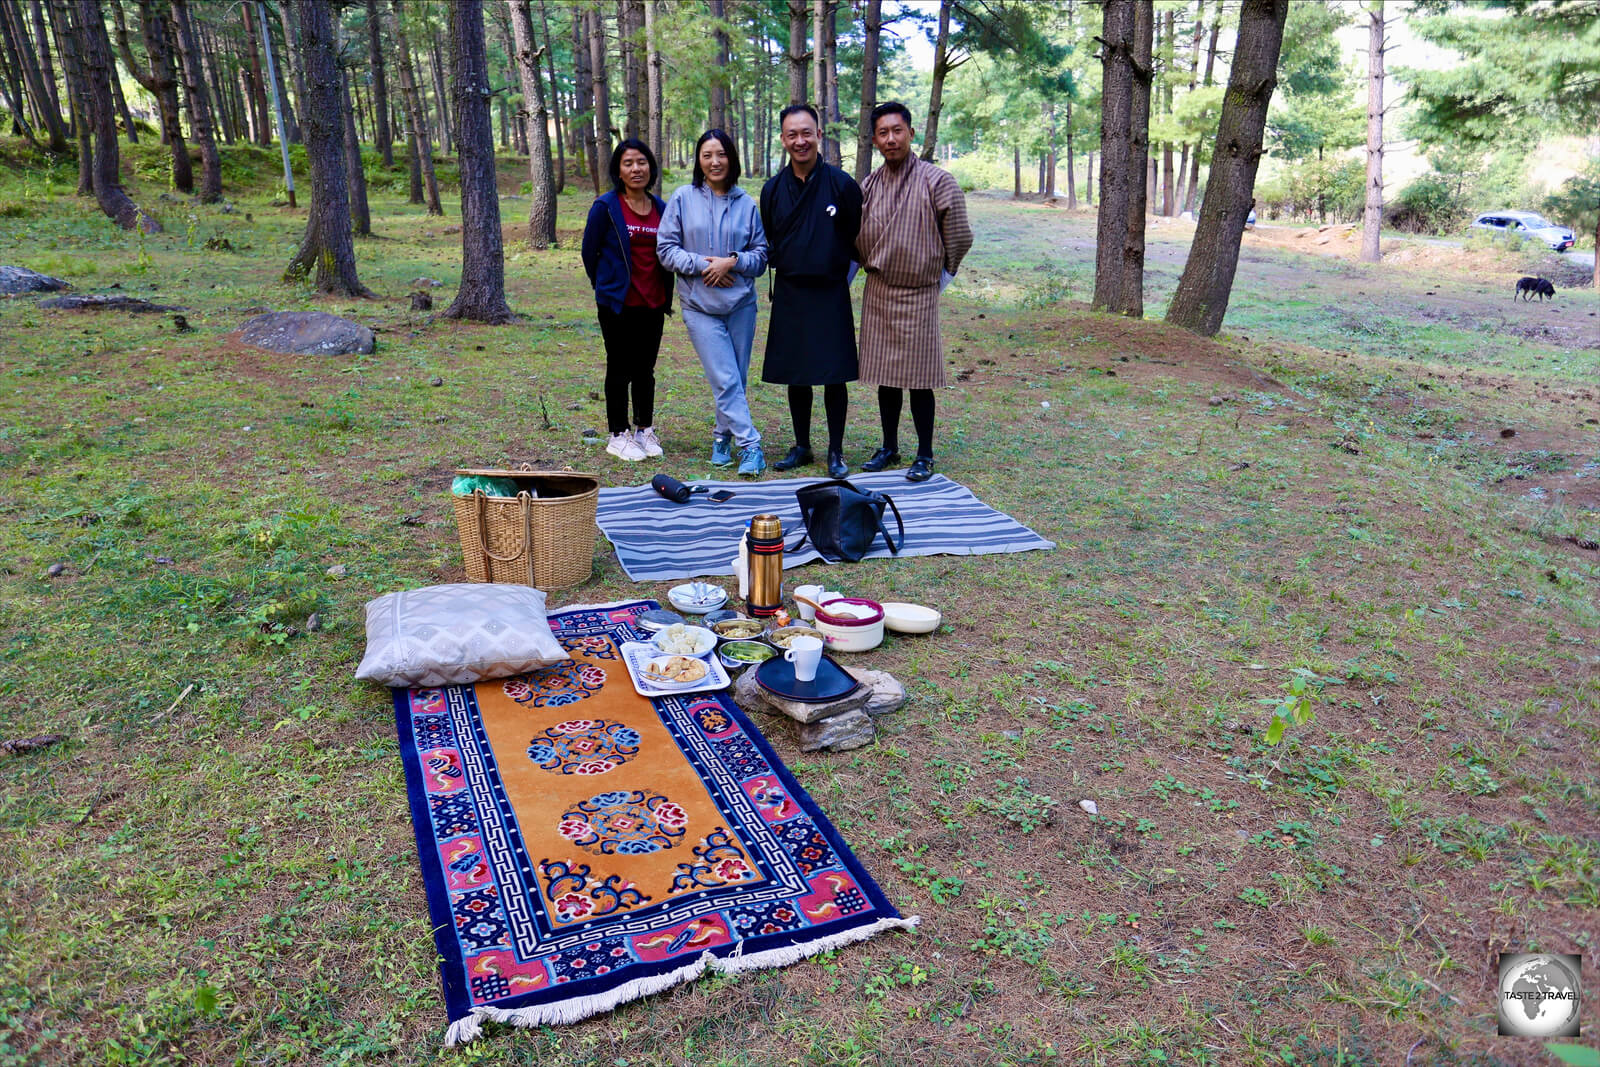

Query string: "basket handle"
[[474, 489, 530, 563]]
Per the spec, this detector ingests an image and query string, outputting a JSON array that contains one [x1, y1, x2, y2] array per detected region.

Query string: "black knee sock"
[[910, 389, 935, 459], [823, 384, 848, 454], [787, 386, 813, 450], [877, 386, 902, 452]]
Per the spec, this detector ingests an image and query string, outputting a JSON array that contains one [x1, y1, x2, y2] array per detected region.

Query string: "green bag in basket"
[[451, 474, 523, 498]]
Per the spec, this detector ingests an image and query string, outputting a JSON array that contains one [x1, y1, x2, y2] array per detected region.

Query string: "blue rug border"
[[392, 598, 904, 1027]]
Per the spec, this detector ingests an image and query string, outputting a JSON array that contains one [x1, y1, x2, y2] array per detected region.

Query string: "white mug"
[[783, 635, 824, 682], [794, 584, 825, 621]]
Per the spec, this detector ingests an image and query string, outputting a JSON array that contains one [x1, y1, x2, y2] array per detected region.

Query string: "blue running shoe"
[[710, 433, 734, 466], [737, 443, 765, 477]]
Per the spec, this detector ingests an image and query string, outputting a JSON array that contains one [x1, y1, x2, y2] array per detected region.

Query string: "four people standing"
[[580, 103, 970, 484], [760, 104, 863, 480]]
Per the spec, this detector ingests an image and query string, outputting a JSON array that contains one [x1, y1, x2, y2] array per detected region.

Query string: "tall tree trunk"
[[785, 0, 805, 105], [284, 0, 370, 294], [619, 0, 640, 139], [508, 0, 554, 248], [169, 0, 219, 199], [641, 0, 659, 170], [538, 0, 566, 190], [1121, 0, 1153, 317], [1086, 150, 1094, 204], [1359, 0, 1383, 263], [104, 23, 136, 143], [366, 0, 392, 166], [50, 0, 93, 191], [822, 0, 839, 165], [340, 64, 370, 235], [1185, 14, 1219, 215], [241, 0, 271, 144], [113, 0, 191, 190], [1012, 142, 1020, 197], [1065, 100, 1077, 208], [390, 0, 441, 212], [1045, 101, 1056, 197], [261, 3, 298, 142], [5, 0, 66, 148], [197, 20, 232, 143], [74, 0, 157, 228], [1160, 6, 1173, 215], [275, 2, 305, 141], [1092, 0, 1133, 311], [0, 13, 41, 144], [588, 5, 610, 176], [573, 1, 597, 187], [1165, 0, 1288, 336], [443, 0, 512, 321], [920, 0, 950, 161], [29, 0, 62, 129], [853, 0, 879, 180], [427, 26, 450, 154], [1037, 152, 1044, 194], [708, 0, 727, 128], [1175, 143, 1188, 211], [256, 0, 295, 204]]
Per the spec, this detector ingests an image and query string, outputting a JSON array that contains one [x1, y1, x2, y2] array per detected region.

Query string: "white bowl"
[[650, 624, 717, 659], [668, 583, 728, 614], [881, 602, 942, 634]]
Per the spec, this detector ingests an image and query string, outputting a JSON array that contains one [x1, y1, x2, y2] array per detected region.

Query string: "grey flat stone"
[[732, 667, 872, 723], [40, 294, 180, 312], [0, 266, 69, 294], [236, 311, 375, 355], [798, 708, 876, 752], [842, 667, 906, 717]]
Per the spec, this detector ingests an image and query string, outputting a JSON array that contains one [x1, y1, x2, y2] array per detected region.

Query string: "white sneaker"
[[635, 426, 664, 457], [606, 430, 647, 461]]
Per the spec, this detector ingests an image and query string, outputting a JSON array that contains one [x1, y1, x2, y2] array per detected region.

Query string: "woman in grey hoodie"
[[657, 129, 770, 476]]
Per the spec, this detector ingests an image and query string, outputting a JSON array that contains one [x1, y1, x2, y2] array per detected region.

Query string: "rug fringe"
[[441, 916, 919, 1045]]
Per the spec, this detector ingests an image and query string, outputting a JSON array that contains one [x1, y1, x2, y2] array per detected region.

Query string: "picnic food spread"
[[642, 654, 709, 684]]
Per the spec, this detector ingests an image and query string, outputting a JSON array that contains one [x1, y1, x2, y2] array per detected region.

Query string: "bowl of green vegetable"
[[718, 640, 775, 670]]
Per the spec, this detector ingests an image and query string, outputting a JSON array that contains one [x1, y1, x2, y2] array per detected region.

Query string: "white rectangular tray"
[[618, 641, 730, 698]]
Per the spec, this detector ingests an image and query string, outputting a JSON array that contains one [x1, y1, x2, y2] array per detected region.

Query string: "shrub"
[[1388, 174, 1471, 234], [945, 150, 1015, 194]]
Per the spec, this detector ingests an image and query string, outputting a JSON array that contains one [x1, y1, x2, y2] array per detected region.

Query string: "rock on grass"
[[236, 311, 375, 356]]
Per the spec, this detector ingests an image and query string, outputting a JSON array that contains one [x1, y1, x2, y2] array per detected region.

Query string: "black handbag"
[[788, 478, 906, 562]]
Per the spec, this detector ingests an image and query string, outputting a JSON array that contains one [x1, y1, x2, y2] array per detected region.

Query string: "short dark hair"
[[778, 103, 820, 129], [870, 101, 914, 131], [691, 129, 742, 188], [609, 138, 659, 191]]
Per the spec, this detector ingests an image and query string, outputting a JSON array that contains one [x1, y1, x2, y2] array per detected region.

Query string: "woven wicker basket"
[[452, 468, 600, 590]]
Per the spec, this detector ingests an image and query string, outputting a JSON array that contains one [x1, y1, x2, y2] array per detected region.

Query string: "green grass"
[[0, 147, 1596, 1065]]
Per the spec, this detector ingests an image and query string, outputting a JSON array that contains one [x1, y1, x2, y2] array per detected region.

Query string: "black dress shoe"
[[827, 450, 848, 478], [905, 455, 934, 482], [860, 446, 901, 472], [772, 445, 814, 471]]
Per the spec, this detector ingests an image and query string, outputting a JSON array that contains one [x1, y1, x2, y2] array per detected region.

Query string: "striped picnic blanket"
[[595, 472, 1055, 582]]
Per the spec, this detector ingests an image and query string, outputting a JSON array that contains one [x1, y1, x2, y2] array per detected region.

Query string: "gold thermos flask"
[[746, 514, 784, 618]]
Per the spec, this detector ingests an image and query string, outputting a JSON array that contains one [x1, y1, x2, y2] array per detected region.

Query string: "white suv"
[[1468, 210, 1576, 252]]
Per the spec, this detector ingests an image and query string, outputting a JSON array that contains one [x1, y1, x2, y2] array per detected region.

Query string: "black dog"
[[1514, 276, 1556, 302]]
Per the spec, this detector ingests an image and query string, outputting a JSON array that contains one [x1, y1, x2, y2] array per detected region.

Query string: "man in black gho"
[[760, 103, 863, 479]]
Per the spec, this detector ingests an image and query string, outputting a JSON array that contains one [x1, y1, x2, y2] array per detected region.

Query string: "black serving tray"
[[754, 653, 860, 703]]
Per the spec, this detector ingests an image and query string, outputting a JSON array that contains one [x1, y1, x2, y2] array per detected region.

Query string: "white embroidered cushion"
[[355, 583, 569, 687]]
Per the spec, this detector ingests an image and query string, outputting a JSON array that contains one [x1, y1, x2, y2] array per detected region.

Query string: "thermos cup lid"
[[750, 514, 782, 539]]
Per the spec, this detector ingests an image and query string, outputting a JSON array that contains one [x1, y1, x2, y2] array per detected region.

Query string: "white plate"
[[667, 583, 728, 614], [619, 642, 731, 698]]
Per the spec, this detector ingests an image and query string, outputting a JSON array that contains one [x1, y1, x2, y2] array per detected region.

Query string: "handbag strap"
[[878, 494, 905, 554]]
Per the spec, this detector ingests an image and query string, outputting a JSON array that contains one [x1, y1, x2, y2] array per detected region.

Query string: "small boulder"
[[325, 563, 348, 579], [798, 709, 876, 752], [842, 667, 906, 717], [0, 266, 69, 294], [236, 311, 375, 355], [752, 682, 871, 724], [410, 290, 433, 310]]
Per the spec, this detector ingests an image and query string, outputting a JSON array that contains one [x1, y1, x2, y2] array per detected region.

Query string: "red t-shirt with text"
[[621, 200, 667, 309]]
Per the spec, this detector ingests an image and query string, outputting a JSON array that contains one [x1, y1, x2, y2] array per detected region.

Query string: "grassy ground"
[[1, 145, 1597, 1066]]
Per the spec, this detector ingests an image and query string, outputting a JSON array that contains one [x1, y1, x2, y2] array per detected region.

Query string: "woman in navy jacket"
[[581, 138, 675, 462]]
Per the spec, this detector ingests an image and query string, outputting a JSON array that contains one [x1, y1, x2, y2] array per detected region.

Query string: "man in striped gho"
[[854, 101, 974, 483]]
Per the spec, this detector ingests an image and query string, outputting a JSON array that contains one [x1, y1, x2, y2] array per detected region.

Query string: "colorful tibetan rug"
[[392, 599, 916, 1044]]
